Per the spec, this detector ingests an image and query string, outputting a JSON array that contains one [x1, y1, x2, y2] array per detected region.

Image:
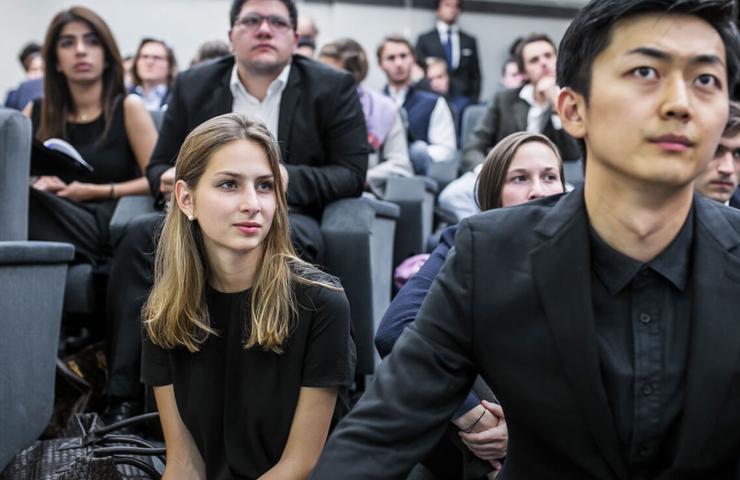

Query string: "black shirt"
[[590, 212, 693, 479], [141, 282, 355, 480]]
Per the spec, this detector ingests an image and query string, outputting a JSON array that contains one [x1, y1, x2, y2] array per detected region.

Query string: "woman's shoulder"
[[291, 264, 347, 311]]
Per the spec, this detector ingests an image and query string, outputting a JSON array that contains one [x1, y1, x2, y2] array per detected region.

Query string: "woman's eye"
[[632, 66, 657, 80], [544, 175, 559, 182], [219, 180, 237, 190], [510, 175, 528, 183], [58, 38, 74, 48], [257, 181, 274, 192], [85, 35, 101, 46]]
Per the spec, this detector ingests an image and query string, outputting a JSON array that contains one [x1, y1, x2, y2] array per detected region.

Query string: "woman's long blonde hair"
[[144, 113, 338, 353]]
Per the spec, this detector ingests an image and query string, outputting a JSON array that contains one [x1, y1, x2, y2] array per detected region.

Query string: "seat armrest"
[[321, 197, 399, 376], [0, 241, 74, 264], [109, 195, 157, 247], [427, 155, 460, 191]]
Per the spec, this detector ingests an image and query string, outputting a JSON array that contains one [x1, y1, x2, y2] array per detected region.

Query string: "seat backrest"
[[459, 103, 487, 148], [0, 108, 32, 241]]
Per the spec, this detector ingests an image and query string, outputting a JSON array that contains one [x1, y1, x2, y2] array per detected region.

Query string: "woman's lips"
[[235, 223, 261, 234]]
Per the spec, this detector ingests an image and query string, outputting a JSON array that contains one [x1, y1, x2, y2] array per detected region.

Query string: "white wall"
[[1, 0, 574, 102]]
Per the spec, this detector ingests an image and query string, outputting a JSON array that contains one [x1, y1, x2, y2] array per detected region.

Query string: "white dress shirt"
[[519, 83, 562, 132], [436, 20, 460, 70], [230, 63, 291, 137], [387, 85, 457, 163]]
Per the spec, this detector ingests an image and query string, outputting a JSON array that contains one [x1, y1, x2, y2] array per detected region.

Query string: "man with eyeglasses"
[[102, 0, 367, 425], [695, 101, 740, 207]]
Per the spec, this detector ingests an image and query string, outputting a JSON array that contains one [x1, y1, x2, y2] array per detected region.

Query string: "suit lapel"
[[673, 197, 740, 467], [277, 63, 301, 162], [530, 188, 629, 480]]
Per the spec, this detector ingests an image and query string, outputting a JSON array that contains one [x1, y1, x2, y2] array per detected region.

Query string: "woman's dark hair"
[[229, 0, 297, 32], [476, 132, 565, 211], [318, 39, 368, 84], [37, 6, 125, 142], [131, 37, 177, 90], [557, 0, 740, 103]]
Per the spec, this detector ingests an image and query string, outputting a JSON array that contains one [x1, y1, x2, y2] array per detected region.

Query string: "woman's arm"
[[258, 386, 339, 480], [153, 385, 206, 480]]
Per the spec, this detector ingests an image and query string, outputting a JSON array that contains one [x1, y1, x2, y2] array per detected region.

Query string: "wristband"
[[463, 409, 486, 433]]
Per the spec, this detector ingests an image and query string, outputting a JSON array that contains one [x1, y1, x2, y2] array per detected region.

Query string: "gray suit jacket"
[[462, 86, 581, 171], [313, 187, 740, 479]]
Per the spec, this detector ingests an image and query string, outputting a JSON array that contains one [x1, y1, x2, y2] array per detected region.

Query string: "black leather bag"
[[0, 412, 165, 480]]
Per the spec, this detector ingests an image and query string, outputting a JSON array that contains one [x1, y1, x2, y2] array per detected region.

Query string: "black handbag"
[[0, 412, 165, 480]]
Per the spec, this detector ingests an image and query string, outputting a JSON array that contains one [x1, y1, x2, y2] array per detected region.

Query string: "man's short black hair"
[[18, 42, 41, 71], [558, 0, 740, 102], [435, 0, 462, 10], [229, 0, 298, 32]]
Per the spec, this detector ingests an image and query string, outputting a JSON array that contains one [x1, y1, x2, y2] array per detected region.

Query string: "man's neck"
[[237, 62, 286, 102], [584, 161, 694, 263], [388, 81, 410, 94]]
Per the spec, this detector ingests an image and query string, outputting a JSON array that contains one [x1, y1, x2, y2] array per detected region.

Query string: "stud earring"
[[188, 214, 195, 221]]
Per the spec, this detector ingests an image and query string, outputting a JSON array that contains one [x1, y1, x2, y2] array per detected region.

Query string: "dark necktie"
[[444, 28, 453, 70]]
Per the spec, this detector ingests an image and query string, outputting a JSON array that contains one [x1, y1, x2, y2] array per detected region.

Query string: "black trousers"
[[28, 188, 116, 265], [106, 210, 324, 399]]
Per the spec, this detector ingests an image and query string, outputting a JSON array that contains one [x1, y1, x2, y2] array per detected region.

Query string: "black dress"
[[141, 281, 355, 480], [28, 96, 139, 264]]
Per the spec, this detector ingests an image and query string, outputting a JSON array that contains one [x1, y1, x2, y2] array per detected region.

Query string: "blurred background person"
[[129, 37, 177, 110], [4, 41, 45, 109], [695, 101, 740, 207], [296, 15, 319, 57], [499, 57, 523, 90], [319, 38, 412, 194], [190, 39, 230, 67]]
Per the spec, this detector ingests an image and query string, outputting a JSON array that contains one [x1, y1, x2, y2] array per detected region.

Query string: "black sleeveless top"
[[31, 96, 140, 185]]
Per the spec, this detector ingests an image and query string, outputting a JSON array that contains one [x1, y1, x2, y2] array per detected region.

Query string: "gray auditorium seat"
[[0, 108, 74, 470], [384, 176, 437, 268]]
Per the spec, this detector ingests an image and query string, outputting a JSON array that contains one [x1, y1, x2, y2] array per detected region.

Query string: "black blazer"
[[461, 86, 581, 171], [312, 188, 740, 479], [146, 55, 368, 217], [415, 28, 481, 102]]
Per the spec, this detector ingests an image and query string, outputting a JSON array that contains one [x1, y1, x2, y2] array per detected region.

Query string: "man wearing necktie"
[[416, 0, 481, 106]]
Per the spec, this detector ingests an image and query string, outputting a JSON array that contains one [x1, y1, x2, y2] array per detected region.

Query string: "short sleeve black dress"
[[141, 280, 355, 480]]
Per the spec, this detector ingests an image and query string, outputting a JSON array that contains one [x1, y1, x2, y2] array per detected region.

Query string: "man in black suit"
[[415, 0, 480, 106], [103, 0, 367, 421], [696, 101, 740, 208], [312, 1, 740, 478], [462, 33, 581, 171]]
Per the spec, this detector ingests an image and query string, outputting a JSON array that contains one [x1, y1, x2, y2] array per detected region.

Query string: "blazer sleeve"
[[467, 36, 482, 101], [312, 221, 479, 479], [145, 74, 188, 201], [284, 73, 368, 210], [462, 94, 499, 172]]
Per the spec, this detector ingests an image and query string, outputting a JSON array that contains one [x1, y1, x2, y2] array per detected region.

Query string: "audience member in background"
[[415, 0, 481, 110], [379, 34, 456, 175], [23, 6, 156, 267], [696, 101, 740, 207], [296, 16, 319, 57], [425, 56, 467, 138], [129, 37, 177, 110], [376, 131, 565, 480], [105, 0, 367, 422], [190, 39, 231, 67], [462, 33, 581, 171], [499, 57, 523, 90], [319, 39, 412, 194], [142, 114, 354, 480], [314, 0, 740, 477], [4, 42, 45, 109], [122, 54, 134, 89]]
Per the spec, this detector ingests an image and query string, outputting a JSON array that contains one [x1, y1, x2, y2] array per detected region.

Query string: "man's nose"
[[661, 75, 691, 122], [717, 152, 735, 174]]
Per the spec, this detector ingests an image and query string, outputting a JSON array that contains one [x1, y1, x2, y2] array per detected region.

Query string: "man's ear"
[[557, 87, 587, 140], [228, 29, 235, 53], [174, 179, 195, 220]]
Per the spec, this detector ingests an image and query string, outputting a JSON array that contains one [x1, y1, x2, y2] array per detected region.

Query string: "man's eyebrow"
[[626, 47, 724, 67]]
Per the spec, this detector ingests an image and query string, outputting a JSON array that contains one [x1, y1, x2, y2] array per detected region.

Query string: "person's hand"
[[535, 74, 559, 107], [159, 166, 176, 194], [57, 181, 106, 202], [486, 461, 503, 479], [32, 176, 67, 193], [459, 400, 508, 461]]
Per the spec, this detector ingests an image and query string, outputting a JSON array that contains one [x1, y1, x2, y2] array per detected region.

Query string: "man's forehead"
[[605, 13, 726, 65], [383, 42, 411, 56], [240, 0, 289, 15], [720, 133, 740, 148], [523, 41, 556, 59]]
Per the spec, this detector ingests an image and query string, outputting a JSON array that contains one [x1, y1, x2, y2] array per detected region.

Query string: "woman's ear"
[[174, 179, 195, 221], [557, 87, 587, 140]]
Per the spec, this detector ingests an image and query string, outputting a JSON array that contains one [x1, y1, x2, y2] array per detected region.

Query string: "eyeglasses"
[[139, 54, 167, 62], [234, 13, 292, 32]]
